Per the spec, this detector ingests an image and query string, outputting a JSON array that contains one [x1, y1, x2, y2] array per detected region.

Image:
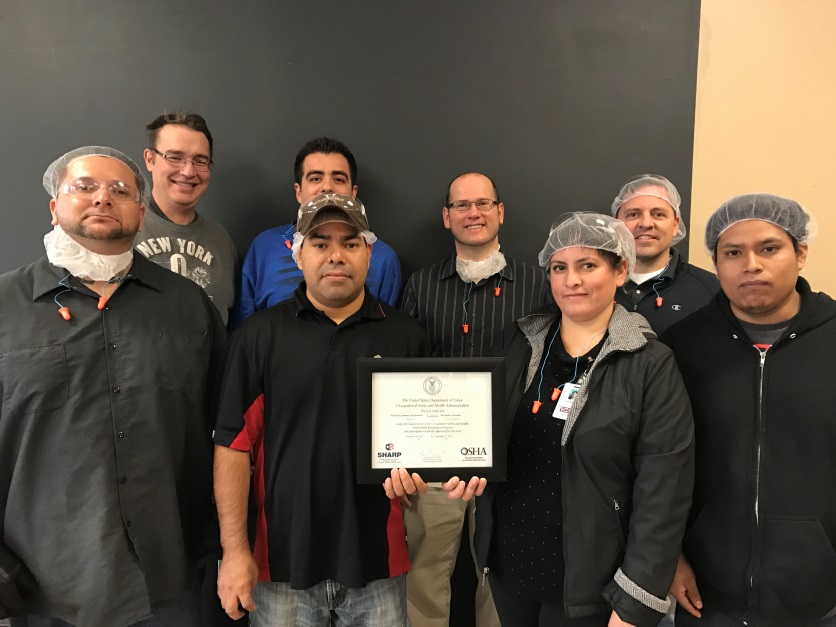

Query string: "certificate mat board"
[[356, 357, 506, 483]]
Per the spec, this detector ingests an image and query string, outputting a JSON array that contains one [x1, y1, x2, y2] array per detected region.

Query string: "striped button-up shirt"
[[401, 254, 550, 358]]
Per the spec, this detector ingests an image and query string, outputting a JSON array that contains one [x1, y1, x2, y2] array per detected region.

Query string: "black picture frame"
[[356, 357, 507, 484]]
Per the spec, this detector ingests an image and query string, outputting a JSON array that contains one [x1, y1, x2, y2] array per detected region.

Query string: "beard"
[[62, 219, 138, 242]]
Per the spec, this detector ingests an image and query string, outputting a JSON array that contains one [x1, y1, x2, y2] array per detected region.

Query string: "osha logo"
[[461, 446, 487, 456]]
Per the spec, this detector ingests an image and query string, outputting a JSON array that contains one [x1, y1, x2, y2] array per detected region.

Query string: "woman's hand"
[[607, 610, 635, 626]]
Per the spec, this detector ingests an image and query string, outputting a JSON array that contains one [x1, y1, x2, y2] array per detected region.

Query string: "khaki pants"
[[404, 486, 500, 627]]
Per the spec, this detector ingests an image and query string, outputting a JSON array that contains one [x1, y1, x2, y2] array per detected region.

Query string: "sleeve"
[[400, 272, 419, 318], [213, 324, 266, 453], [0, 542, 37, 618], [375, 244, 403, 307], [602, 347, 695, 627], [228, 247, 257, 331]]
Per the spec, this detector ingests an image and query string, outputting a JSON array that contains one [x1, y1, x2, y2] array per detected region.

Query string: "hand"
[[442, 476, 486, 501], [669, 553, 702, 618], [383, 468, 428, 507], [217, 548, 259, 620], [607, 610, 635, 626]]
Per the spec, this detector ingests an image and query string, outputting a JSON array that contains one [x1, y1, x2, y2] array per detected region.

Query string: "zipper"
[[482, 566, 488, 586], [748, 347, 769, 603], [613, 498, 626, 548]]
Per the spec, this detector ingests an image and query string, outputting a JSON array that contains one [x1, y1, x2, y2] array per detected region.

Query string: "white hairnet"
[[538, 212, 636, 275], [43, 146, 150, 206], [704, 193, 817, 254], [611, 174, 686, 245]]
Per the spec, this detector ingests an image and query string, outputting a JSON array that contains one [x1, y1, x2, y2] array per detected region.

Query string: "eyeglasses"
[[447, 199, 498, 212], [58, 177, 140, 203], [151, 148, 213, 171]]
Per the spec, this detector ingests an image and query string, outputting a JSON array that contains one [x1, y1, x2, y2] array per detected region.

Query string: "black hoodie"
[[662, 278, 836, 626]]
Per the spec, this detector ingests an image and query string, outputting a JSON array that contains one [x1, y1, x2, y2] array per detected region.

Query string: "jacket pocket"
[[684, 506, 750, 602], [157, 331, 210, 391], [0, 344, 68, 414], [756, 516, 836, 619]]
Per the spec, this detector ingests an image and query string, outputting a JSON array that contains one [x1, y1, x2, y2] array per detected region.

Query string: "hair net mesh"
[[704, 193, 817, 254], [538, 212, 636, 275], [43, 146, 150, 206], [611, 174, 686, 245]]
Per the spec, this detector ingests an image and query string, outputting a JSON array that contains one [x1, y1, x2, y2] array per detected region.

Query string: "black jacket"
[[475, 305, 694, 626], [616, 247, 720, 335], [662, 278, 836, 625]]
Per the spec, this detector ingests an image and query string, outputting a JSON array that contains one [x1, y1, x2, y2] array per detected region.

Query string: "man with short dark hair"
[[213, 193, 428, 625], [662, 193, 836, 626], [612, 174, 719, 334], [231, 136, 401, 327], [135, 111, 239, 325], [0, 146, 225, 627], [401, 172, 549, 627]]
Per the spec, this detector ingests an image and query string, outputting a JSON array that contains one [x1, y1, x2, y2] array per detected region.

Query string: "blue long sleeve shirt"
[[230, 223, 402, 329]]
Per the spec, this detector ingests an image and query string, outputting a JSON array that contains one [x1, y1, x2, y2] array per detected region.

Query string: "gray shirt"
[[134, 199, 238, 325]]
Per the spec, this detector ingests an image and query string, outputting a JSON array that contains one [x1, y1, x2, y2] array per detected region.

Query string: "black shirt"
[[214, 285, 427, 589], [0, 254, 226, 627], [493, 322, 605, 601], [616, 247, 720, 335], [402, 254, 550, 358]]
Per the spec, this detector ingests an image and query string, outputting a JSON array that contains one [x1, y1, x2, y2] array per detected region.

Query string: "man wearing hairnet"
[[0, 147, 226, 626], [662, 194, 836, 626], [612, 175, 719, 334]]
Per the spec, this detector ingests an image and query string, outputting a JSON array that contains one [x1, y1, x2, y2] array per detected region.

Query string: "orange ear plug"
[[655, 297, 663, 308], [284, 240, 292, 249], [58, 306, 71, 320], [97, 296, 108, 310], [494, 287, 501, 296], [462, 324, 469, 334], [532, 400, 542, 414], [551, 387, 561, 401]]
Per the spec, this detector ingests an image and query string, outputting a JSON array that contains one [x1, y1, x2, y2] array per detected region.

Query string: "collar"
[[292, 283, 386, 322], [439, 253, 516, 283], [627, 247, 681, 287], [149, 195, 199, 225], [32, 252, 164, 301]]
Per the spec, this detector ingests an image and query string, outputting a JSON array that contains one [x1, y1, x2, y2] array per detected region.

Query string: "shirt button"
[[126, 520, 131, 528], [636, 289, 641, 293], [112, 386, 120, 393], [117, 431, 125, 438], [472, 313, 476, 318], [108, 344, 117, 350], [120, 477, 128, 484]]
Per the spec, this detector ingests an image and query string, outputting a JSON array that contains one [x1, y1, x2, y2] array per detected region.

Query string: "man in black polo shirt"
[[401, 172, 549, 627], [0, 146, 226, 627], [612, 174, 719, 334], [213, 193, 429, 626]]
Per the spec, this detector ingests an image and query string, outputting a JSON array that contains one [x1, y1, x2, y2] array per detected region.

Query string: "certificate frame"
[[356, 357, 506, 484]]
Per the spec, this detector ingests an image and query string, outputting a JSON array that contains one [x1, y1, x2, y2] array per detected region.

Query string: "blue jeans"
[[249, 575, 406, 627]]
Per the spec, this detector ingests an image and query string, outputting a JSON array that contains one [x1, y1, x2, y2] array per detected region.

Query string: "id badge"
[[552, 383, 581, 420]]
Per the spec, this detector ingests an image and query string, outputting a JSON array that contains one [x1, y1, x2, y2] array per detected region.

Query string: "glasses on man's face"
[[151, 148, 213, 171], [447, 199, 498, 212], [58, 177, 140, 203]]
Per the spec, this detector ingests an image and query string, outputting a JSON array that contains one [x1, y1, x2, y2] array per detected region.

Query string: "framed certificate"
[[356, 357, 506, 483]]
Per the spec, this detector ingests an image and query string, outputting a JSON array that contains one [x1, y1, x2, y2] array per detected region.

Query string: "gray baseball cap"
[[296, 193, 369, 236]]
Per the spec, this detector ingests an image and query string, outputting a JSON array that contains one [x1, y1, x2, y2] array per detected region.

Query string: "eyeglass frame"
[[150, 147, 213, 171], [446, 198, 499, 212], [57, 177, 141, 203]]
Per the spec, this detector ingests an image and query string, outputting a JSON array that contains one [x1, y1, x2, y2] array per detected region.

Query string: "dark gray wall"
[[0, 0, 700, 279]]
